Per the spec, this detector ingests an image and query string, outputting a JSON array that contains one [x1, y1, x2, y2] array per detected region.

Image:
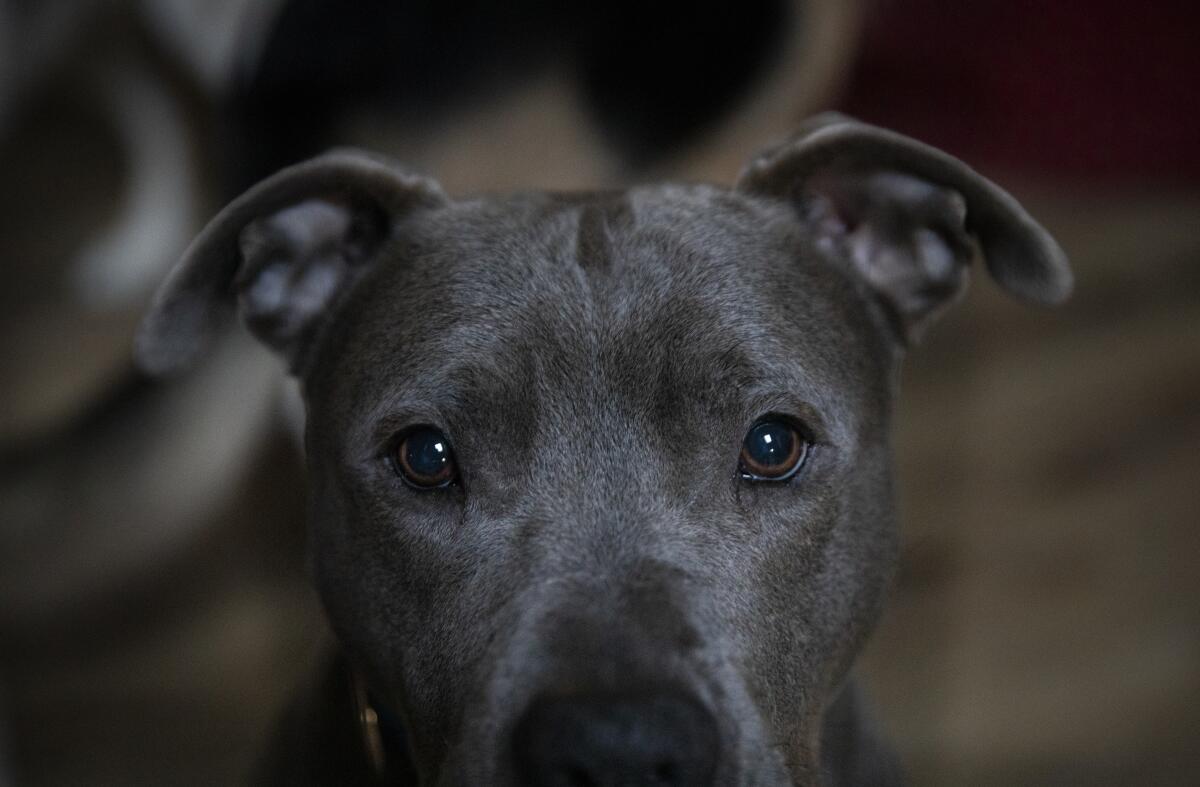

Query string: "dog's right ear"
[[136, 150, 447, 376]]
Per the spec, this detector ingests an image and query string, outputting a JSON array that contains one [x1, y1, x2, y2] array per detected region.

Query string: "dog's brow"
[[573, 196, 634, 274], [575, 204, 613, 273]]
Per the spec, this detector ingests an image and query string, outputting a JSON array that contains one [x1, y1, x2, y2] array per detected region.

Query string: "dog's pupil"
[[743, 421, 798, 477], [403, 427, 453, 483]]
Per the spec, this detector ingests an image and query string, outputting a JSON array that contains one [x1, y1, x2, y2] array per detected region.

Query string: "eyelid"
[[739, 394, 828, 446], [368, 410, 449, 460]]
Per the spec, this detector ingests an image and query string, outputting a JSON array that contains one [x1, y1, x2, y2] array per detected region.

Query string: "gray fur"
[[136, 115, 1070, 786]]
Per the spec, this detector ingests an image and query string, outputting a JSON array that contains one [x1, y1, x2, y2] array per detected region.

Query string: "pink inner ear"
[[231, 199, 367, 365], [846, 223, 963, 296], [291, 259, 345, 315], [799, 171, 975, 341], [801, 173, 863, 235], [244, 261, 291, 312], [799, 190, 854, 261]]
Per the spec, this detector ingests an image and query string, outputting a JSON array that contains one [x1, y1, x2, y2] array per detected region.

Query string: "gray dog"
[[137, 114, 1071, 786]]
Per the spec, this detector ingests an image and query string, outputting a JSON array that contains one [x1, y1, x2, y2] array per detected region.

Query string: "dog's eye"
[[739, 419, 809, 482], [391, 426, 457, 489]]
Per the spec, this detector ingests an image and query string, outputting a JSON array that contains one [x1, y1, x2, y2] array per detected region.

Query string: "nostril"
[[512, 690, 719, 786]]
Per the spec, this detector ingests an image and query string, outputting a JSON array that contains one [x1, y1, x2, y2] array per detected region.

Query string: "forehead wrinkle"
[[585, 199, 872, 449], [573, 193, 636, 276], [441, 219, 611, 457]]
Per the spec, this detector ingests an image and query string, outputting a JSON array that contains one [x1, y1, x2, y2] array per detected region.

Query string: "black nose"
[[512, 690, 719, 786]]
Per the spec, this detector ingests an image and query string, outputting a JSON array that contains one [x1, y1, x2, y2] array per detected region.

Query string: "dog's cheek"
[[305, 469, 434, 663], [790, 442, 898, 722], [308, 469, 515, 771], [743, 504, 842, 733], [721, 442, 897, 755], [306, 472, 405, 670]]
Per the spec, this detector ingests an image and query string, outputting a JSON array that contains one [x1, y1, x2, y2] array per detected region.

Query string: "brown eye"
[[391, 426, 457, 489], [739, 419, 808, 481]]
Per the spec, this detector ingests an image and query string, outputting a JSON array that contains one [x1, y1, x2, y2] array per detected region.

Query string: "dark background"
[[1, 0, 1197, 784]]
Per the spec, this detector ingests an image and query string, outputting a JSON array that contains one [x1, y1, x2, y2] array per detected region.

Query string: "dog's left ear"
[[737, 113, 1071, 342], [136, 150, 447, 376]]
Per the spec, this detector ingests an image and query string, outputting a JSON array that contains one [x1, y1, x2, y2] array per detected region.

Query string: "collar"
[[351, 669, 418, 784]]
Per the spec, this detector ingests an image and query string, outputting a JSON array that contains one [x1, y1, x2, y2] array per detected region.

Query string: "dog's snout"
[[512, 690, 719, 786]]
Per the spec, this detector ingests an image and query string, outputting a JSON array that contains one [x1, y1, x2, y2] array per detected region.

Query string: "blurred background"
[[1, 0, 1197, 784]]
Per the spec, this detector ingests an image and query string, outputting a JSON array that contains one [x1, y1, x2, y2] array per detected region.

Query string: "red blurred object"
[[837, 0, 1200, 183]]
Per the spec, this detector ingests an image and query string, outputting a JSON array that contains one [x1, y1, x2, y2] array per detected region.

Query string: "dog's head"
[[138, 115, 1069, 785]]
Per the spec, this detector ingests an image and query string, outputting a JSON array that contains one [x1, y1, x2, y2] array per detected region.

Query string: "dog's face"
[[138, 116, 1070, 785], [304, 185, 900, 783]]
